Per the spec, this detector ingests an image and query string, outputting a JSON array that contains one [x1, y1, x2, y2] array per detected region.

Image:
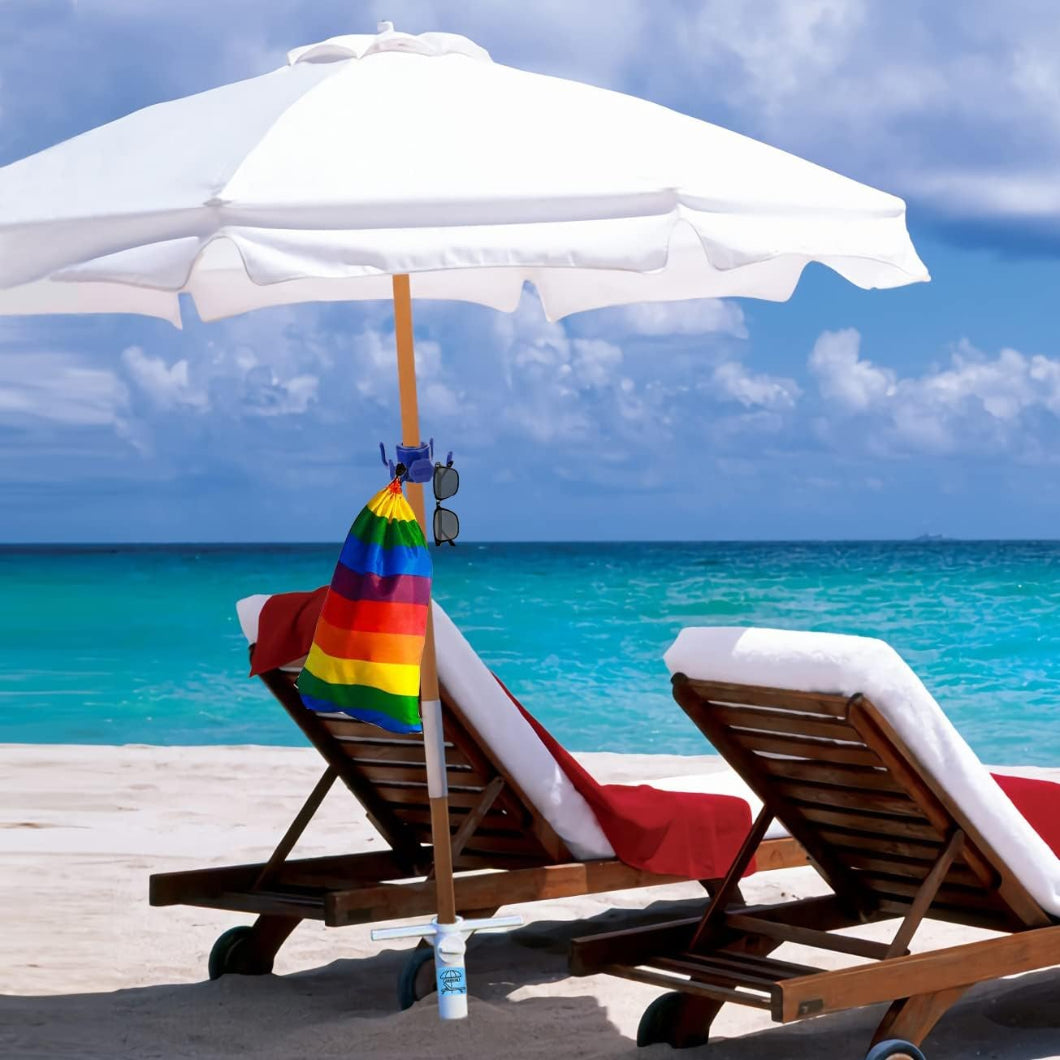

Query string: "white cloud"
[[909, 170, 1060, 221], [0, 352, 128, 428], [494, 296, 622, 402], [682, 0, 868, 117], [570, 339, 623, 388], [482, 292, 805, 485], [422, 380, 462, 418], [349, 327, 397, 399], [349, 327, 456, 419], [362, 0, 649, 88], [648, 1, 1060, 235], [808, 330, 1060, 458], [122, 340, 320, 417], [709, 409, 790, 448], [919, 343, 1035, 422], [1030, 355, 1060, 414], [619, 300, 748, 338], [122, 346, 207, 411], [239, 364, 319, 416], [712, 361, 801, 410], [499, 324, 619, 445], [809, 328, 895, 411]]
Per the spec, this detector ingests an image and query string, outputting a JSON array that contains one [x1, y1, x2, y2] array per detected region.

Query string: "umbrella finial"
[[377, 20, 394, 34]]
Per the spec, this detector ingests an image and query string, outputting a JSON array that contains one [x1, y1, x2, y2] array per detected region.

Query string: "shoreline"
[[3, 741, 1057, 773], [2, 744, 1058, 1058]]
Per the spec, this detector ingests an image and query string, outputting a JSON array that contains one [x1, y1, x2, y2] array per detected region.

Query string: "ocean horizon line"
[[3, 537, 1060, 551]]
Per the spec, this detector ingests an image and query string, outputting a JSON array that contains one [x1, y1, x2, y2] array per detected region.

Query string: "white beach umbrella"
[[0, 25, 926, 320], [0, 22, 928, 1020]]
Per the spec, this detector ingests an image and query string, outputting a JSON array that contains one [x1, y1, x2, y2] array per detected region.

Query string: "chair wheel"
[[208, 925, 273, 980], [636, 991, 710, 1049], [865, 1041, 926, 1060], [397, 946, 436, 1010]]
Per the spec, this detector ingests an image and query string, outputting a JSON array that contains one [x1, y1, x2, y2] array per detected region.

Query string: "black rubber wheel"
[[208, 925, 273, 980], [865, 1041, 927, 1060], [636, 991, 710, 1049], [397, 946, 437, 1010]]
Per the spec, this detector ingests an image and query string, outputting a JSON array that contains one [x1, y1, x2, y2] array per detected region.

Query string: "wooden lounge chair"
[[150, 601, 806, 1004], [570, 627, 1060, 1058]]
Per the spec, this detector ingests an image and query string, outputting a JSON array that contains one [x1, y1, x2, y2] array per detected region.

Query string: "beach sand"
[[1, 744, 1058, 1059]]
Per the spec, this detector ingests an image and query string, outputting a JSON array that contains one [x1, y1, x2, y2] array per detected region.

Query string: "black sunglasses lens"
[[434, 465, 459, 501], [433, 506, 460, 545]]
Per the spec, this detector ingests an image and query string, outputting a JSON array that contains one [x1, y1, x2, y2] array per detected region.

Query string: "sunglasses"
[[432, 463, 460, 547]]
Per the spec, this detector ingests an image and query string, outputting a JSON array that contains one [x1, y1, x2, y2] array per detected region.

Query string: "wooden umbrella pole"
[[392, 273, 458, 925]]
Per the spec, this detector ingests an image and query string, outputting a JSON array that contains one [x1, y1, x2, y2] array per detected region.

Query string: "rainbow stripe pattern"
[[297, 479, 431, 733]]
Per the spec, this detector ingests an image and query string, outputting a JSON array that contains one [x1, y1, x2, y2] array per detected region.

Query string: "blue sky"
[[3, 0, 1060, 542]]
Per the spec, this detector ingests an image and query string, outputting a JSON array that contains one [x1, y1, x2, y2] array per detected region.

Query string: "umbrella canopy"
[[0, 25, 926, 325]]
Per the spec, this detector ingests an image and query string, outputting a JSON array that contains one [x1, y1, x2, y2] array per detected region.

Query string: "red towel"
[[248, 587, 328, 677], [492, 676, 753, 878], [248, 588, 752, 879], [992, 773, 1060, 857]]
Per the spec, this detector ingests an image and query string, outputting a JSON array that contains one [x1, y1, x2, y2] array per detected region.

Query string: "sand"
[[1, 744, 1058, 1059]]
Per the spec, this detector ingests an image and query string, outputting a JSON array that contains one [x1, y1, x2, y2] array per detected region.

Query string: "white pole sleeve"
[[421, 698, 447, 799], [433, 917, 468, 1020]]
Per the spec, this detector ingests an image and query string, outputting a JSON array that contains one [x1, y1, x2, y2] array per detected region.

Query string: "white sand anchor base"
[[371, 914, 524, 1020]]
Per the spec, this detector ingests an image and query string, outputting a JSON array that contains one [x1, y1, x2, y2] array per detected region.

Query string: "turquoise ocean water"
[[1, 542, 1058, 764]]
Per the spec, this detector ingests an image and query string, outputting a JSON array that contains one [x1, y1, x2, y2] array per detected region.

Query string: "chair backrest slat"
[[674, 675, 1047, 931], [257, 657, 567, 870]]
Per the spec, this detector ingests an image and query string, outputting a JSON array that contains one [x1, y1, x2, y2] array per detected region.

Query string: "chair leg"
[[702, 879, 746, 906], [647, 933, 781, 1048], [673, 996, 725, 1048], [689, 807, 774, 952], [244, 914, 301, 970], [871, 985, 970, 1047]]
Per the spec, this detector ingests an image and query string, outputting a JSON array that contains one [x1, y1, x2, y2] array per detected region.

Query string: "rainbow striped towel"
[[297, 479, 431, 733]]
